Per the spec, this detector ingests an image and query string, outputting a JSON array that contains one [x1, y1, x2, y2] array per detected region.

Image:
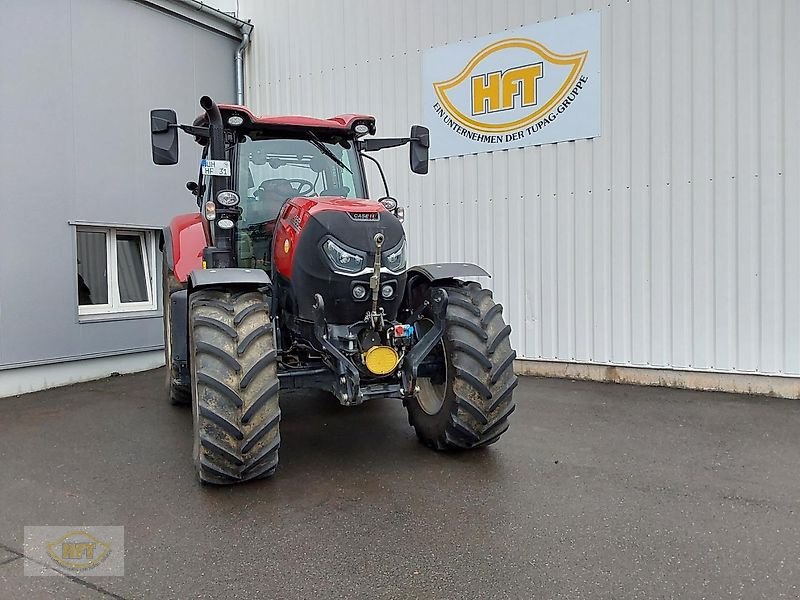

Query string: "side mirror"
[[410, 125, 429, 175], [150, 109, 179, 165]]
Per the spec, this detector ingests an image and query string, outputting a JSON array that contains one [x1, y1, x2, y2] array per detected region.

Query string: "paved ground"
[[0, 370, 798, 599]]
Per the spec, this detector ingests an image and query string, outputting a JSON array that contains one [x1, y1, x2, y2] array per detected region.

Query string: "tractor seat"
[[247, 179, 295, 224], [319, 185, 350, 197]]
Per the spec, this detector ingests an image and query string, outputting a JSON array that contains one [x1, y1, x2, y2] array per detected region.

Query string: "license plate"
[[201, 159, 231, 177]]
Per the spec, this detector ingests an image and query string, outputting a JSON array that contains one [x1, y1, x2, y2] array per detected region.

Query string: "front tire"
[[189, 289, 281, 484], [407, 282, 518, 450]]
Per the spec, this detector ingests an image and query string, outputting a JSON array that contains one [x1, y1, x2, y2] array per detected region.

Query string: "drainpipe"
[[159, 0, 253, 104], [234, 28, 251, 105]]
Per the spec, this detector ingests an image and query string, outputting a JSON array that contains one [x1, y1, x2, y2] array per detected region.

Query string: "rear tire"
[[163, 254, 190, 406], [406, 281, 518, 450], [189, 289, 281, 484]]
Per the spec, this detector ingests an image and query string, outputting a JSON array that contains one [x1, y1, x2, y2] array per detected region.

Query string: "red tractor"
[[151, 96, 517, 484]]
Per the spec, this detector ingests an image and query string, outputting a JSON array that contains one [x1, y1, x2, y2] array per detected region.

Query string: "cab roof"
[[193, 104, 377, 138]]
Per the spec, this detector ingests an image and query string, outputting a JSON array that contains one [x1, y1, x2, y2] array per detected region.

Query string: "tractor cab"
[[164, 102, 424, 275]]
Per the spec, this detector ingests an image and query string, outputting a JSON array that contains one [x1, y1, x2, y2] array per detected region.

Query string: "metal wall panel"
[[241, 0, 799, 376], [0, 0, 237, 368]]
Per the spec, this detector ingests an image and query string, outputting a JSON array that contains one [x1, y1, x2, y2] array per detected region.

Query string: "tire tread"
[[190, 289, 281, 484], [408, 281, 517, 451]]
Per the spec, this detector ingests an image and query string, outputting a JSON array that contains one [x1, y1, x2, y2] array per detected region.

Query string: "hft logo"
[[471, 63, 544, 116]]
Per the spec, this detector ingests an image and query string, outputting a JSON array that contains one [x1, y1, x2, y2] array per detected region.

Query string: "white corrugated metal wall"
[[241, 0, 800, 377]]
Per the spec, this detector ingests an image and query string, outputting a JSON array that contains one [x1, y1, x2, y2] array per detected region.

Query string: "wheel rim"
[[416, 376, 446, 415], [415, 319, 448, 416]]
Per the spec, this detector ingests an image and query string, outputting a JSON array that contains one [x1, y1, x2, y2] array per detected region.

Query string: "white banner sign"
[[423, 11, 601, 159]]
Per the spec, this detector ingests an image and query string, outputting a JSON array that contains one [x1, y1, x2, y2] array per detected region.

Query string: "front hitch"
[[401, 288, 448, 395], [312, 293, 362, 405]]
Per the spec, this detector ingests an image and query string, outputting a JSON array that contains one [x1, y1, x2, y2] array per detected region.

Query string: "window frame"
[[76, 226, 158, 317]]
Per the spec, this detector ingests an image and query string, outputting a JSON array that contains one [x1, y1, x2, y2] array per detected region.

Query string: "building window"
[[76, 227, 158, 316]]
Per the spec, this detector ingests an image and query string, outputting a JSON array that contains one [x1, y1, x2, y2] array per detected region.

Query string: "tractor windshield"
[[238, 136, 365, 226], [236, 136, 366, 269]]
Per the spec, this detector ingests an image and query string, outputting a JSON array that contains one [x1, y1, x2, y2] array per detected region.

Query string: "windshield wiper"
[[306, 131, 352, 174]]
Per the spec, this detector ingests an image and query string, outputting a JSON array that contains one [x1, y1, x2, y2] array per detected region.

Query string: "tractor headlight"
[[322, 239, 364, 274], [383, 239, 406, 273]]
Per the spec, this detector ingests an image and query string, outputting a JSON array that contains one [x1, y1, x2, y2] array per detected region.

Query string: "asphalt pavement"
[[0, 369, 798, 599]]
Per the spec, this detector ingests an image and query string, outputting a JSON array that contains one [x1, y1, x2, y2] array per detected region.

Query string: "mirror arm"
[[177, 124, 210, 139], [361, 137, 411, 152]]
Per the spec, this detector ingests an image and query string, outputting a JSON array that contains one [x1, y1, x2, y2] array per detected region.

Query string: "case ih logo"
[[349, 212, 379, 221], [433, 38, 589, 140]]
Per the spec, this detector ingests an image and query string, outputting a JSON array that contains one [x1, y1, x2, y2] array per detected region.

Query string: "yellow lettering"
[[471, 71, 502, 115], [471, 63, 544, 115], [501, 63, 543, 109], [62, 542, 95, 560]]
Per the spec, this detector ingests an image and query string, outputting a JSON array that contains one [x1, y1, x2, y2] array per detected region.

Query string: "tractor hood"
[[273, 196, 407, 324], [302, 196, 386, 216], [304, 196, 403, 252]]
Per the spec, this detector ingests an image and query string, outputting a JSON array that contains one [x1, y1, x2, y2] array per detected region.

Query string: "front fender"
[[403, 264, 490, 312], [165, 213, 208, 282], [189, 268, 272, 291], [407, 263, 490, 282]]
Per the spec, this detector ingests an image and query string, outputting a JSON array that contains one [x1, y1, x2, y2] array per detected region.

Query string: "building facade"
[[240, 0, 800, 395], [3, 0, 797, 398], [0, 0, 241, 395]]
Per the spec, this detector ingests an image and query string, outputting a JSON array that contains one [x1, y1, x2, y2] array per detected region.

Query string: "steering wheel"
[[257, 178, 315, 197], [285, 178, 316, 197]]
